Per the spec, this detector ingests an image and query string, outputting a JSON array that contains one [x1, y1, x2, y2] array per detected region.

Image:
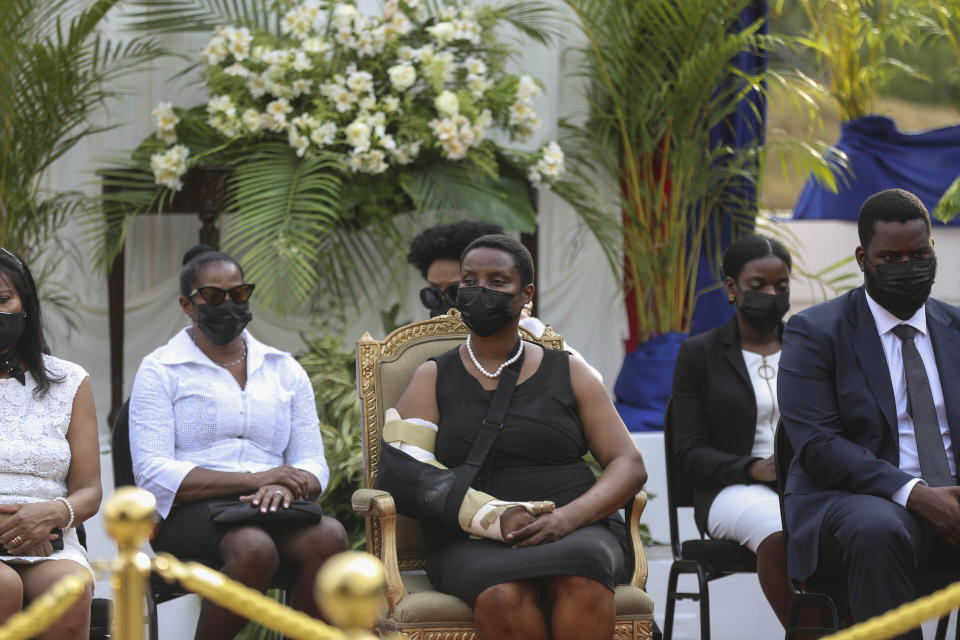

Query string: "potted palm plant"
[[0, 0, 162, 296], [558, 0, 843, 430]]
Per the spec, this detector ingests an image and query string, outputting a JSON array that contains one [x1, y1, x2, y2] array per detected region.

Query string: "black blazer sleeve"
[[671, 335, 758, 488]]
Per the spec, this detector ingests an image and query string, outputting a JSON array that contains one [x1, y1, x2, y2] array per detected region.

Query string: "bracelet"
[[55, 497, 75, 530]]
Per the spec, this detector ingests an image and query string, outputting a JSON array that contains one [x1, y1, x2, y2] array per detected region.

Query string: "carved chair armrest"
[[627, 491, 649, 590], [351, 488, 406, 611]]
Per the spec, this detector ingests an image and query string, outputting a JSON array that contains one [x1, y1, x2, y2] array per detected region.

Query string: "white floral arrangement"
[[144, 0, 565, 202]]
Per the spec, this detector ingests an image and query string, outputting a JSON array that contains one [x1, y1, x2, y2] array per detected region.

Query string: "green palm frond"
[[0, 0, 165, 255], [560, 0, 845, 339], [221, 143, 343, 312], [122, 0, 274, 34], [933, 175, 960, 224], [488, 1, 560, 46]]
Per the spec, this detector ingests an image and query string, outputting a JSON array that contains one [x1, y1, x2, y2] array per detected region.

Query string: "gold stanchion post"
[[315, 551, 387, 639], [103, 487, 157, 640]]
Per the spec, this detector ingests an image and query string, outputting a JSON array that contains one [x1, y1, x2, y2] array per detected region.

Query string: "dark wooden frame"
[[102, 165, 230, 426]]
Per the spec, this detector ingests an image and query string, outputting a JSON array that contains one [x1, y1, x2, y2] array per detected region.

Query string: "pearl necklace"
[[466, 334, 523, 379]]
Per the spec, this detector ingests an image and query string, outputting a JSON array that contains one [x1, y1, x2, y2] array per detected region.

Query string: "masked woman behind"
[[389, 234, 646, 640], [671, 234, 793, 626], [0, 248, 102, 638], [129, 245, 347, 640]]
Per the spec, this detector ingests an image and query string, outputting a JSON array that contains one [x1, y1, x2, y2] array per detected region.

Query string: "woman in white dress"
[[0, 248, 102, 639]]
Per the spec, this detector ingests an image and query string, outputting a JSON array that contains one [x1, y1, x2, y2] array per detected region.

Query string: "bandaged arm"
[[383, 408, 554, 541]]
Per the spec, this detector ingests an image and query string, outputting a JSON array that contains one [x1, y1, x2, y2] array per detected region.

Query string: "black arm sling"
[[375, 344, 524, 530]]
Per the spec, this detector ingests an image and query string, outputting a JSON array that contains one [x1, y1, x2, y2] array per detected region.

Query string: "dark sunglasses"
[[419, 283, 459, 309], [189, 283, 256, 306]]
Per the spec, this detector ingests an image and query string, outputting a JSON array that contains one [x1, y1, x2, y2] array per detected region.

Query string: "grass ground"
[[760, 90, 960, 211]]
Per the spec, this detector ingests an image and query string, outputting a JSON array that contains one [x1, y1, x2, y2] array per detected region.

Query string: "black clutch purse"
[[207, 500, 323, 526], [0, 527, 63, 556]]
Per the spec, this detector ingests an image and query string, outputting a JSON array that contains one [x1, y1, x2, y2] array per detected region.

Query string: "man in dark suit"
[[779, 188, 960, 637]]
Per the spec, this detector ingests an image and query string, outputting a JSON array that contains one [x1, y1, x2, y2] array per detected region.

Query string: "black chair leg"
[[664, 563, 681, 640], [147, 588, 159, 640], [696, 565, 710, 640]]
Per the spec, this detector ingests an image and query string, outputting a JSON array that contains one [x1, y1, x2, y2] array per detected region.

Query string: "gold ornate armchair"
[[352, 310, 655, 640]]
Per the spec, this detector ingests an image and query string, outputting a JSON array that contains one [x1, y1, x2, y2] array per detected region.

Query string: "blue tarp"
[[793, 115, 960, 224], [614, 332, 688, 432]]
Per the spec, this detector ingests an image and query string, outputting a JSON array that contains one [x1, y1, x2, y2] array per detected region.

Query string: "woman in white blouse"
[[130, 245, 347, 640], [670, 235, 793, 626], [0, 248, 102, 638]]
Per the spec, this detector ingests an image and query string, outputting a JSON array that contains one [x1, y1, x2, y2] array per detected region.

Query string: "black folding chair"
[[662, 398, 759, 640], [774, 422, 958, 640], [112, 399, 295, 640]]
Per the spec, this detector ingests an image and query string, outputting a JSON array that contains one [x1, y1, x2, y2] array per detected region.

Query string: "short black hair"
[[407, 220, 504, 278], [0, 248, 63, 398], [858, 188, 931, 250], [722, 234, 792, 280], [179, 244, 245, 297], [461, 234, 535, 287]]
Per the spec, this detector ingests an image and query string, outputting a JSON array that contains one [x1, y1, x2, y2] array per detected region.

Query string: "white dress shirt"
[[864, 292, 955, 507], [130, 328, 330, 518]]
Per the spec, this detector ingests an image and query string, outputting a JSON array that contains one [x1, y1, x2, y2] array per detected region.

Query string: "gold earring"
[[728, 293, 735, 303]]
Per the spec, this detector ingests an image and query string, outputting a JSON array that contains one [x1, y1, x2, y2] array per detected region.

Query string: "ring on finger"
[[274, 490, 285, 496], [10, 535, 24, 546]]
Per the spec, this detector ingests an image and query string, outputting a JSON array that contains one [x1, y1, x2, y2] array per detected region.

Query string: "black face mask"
[[194, 300, 252, 345], [420, 283, 459, 318], [455, 285, 520, 337], [865, 257, 936, 320], [0, 310, 26, 352], [737, 289, 790, 334]]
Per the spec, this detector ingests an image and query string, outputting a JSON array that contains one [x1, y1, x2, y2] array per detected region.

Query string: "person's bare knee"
[[0, 564, 23, 621], [220, 527, 279, 585], [18, 561, 91, 640], [277, 517, 347, 566], [547, 576, 615, 640], [475, 581, 540, 628]]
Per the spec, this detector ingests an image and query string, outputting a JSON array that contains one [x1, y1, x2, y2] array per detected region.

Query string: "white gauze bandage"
[[383, 408, 554, 541]]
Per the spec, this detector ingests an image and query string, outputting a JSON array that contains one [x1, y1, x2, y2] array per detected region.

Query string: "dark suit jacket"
[[779, 286, 960, 580], [672, 315, 770, 534]]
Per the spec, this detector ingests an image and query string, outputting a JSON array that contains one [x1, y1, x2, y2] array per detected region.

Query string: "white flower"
[[292, 79, 314, 97], [382, 96, 401, 113], [292, 113, 318, 131], [241, 108, 263, 133], [397, 46, 415, 62], [359, 95, 377, 112], [516, 75, 542, 101], [302, 37, 329, 54], [441, 137, 467, 160], [534, 141, 565, 182], [207, 94, 236, 118], [158, 129, 178, 145], [311, 121, 337, 147], [425, 50, 455, 84], [414, 44, 434, 64], [347, 149, 389, 175], [467, 75, 493, 98], [464, 57, 487, 77], [509, 101, 540, 139], [346, 70, 374, 94], [345, 120, 372, 152], [265, 98, 292, 130], [200, 35, 228, 65], [208, 113, 240, 138], [246, 73, 270, 98], [387, 63, 417, 91], [225, 26, 252, 60], [367, 111, 387, 137], [151, 145, 190, 191], [439, 5, 456, 20], [378, 134, 397, 152], [224, 62, 250, 77], [385, 0, 400, 19], [434, 90, 459, 118], [452, 18, 481, 44], [427, 21, 455, 46], [333, 3, 358, 28], [292, 50, 313, 72], [428, 117, 457, 140], [288, 127, 310, 157], [391, 141, 421, 165], [152, 102, 179, 133], [328, 86, 357, 113], [390, 12, 414, 36]]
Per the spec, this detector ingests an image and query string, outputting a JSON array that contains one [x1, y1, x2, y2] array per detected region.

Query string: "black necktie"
[[892, 324, 953, 487]]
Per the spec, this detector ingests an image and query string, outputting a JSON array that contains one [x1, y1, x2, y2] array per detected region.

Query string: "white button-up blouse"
[[129, 328, 330, 518]]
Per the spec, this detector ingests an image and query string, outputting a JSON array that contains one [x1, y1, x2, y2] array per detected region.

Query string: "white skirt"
[[1, 527, 92, 577], [706, 484, 782, 553]]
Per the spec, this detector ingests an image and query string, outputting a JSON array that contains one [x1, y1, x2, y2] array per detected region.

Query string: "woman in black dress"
[[395, 234, 646, 640]]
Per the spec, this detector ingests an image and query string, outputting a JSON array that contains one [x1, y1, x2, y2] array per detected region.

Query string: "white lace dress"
[[0, 355, 90, 573]]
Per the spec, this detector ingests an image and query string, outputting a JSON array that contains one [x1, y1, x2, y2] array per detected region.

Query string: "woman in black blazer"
[[671, 234, 793, 626]]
